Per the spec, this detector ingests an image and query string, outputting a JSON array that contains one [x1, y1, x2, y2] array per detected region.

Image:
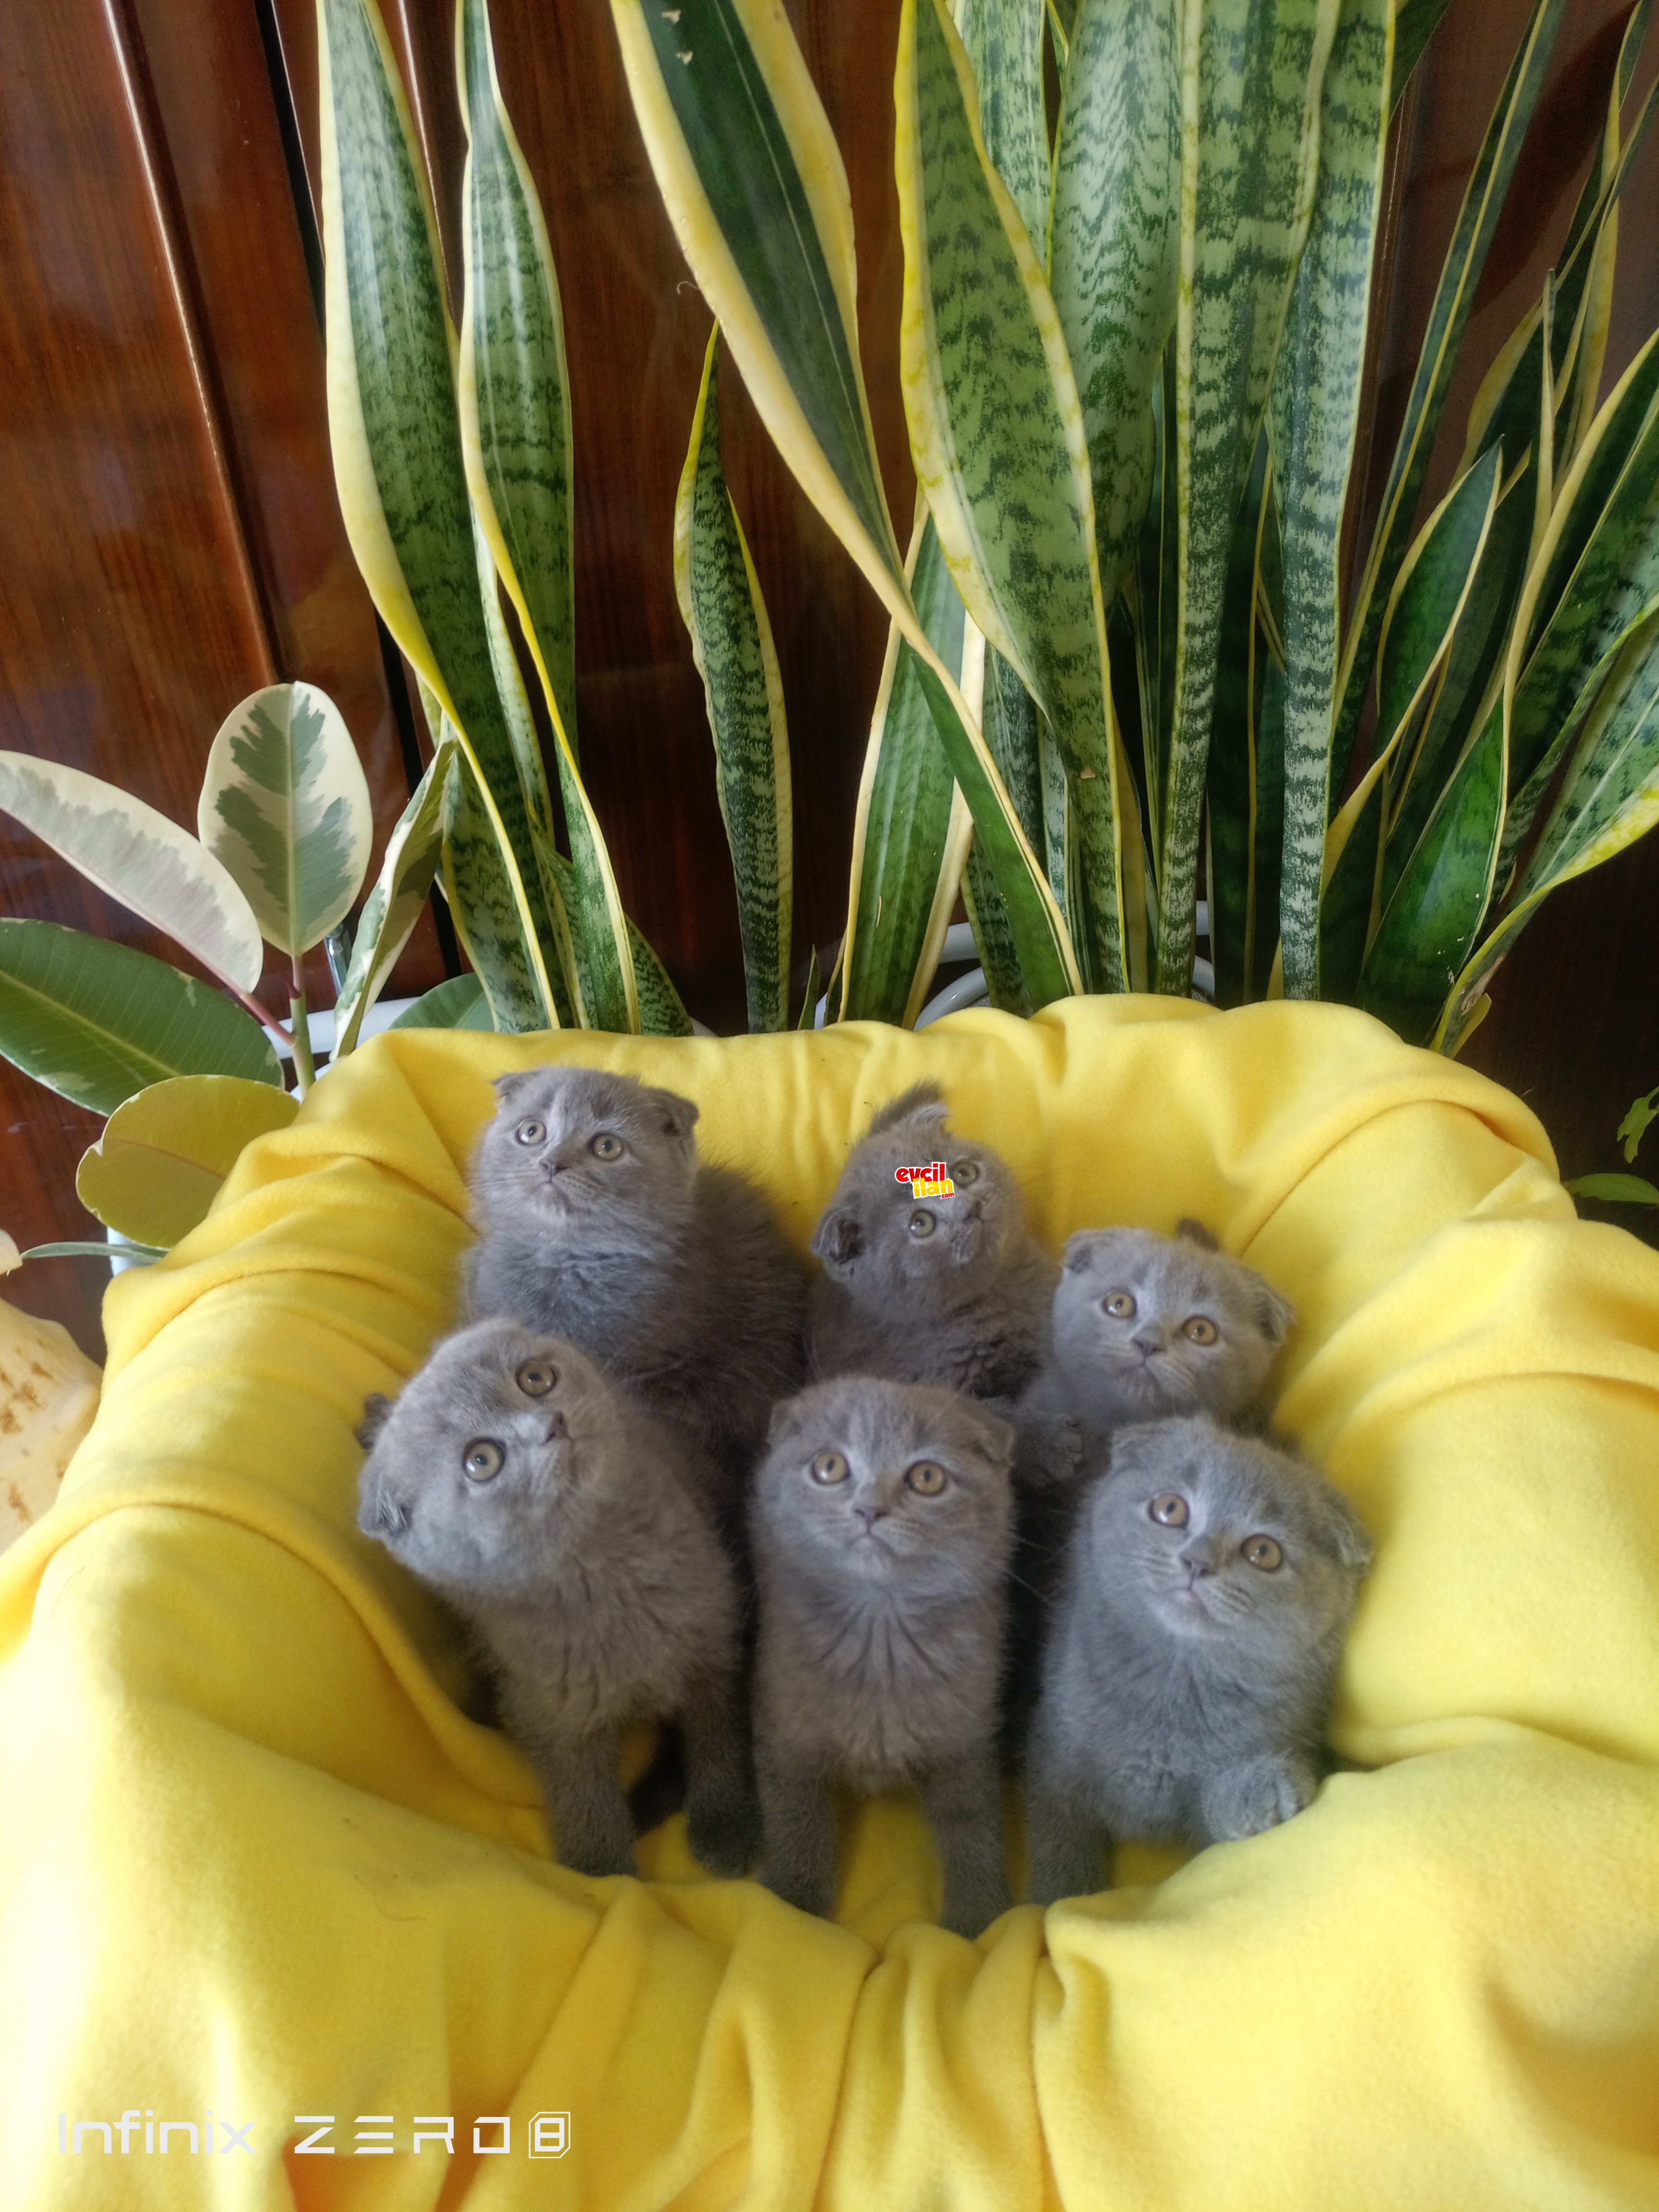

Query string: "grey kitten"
[[356, 1316, 760, 1882], [465, 1065, 807, 1506], [808, 1084, 1056, 1400], [1025, 1416, 1372, 1904], [750, 1376, 1017, 1936]]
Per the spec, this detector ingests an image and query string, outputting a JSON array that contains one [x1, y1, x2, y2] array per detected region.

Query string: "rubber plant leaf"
[[842, 504, 976, 1026], [457, 0, 635, 1031], [1048, 0, 1182, 607], [331, 738, 457, 1056], [315, 0, 561, 1024], [0, 919, 281, 1116], [388, 973, 493, 1030], [0, 754, 264, 997], [1567, 1172, 1659, 1205], [1158, 0, 1340, 995], [898, 0, 1126, 991], [1269, 0, 1392, 999], [197, 681, 373, 961], [1328, 0, 1564, 787], [1439, 603, 1659, 1051], [612, 0, 1078, 1007], [674, 326, 793, 1034], [76, 1075, 300, 1249]]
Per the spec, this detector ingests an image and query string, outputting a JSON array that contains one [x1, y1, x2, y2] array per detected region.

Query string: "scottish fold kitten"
[[466, 1065, 807, 1503], [357, 1317, 760, 1881], [750, 1376, 1017, 1936], [808, 1084, 1056, 1399], [1025, 1416, 1371, 1904]]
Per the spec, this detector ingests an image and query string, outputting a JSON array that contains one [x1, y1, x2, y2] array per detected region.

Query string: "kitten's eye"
[[1149, 1492, 1189, 1527], [809, 1450, 849, 1485], [515, 1359, 558, 1397], [1104, 1290, 1137, 1319], [514, 1117, 546, 1147], [589, 1133, 625, 1161], [1181, 1315, 1219, 1346], [904, 1459, 948, 1496], [463, 1439, 505, 1482], [1242, 1534, 1284, 1571], [908, 1210, 936, 1238], [952, 1160, 980, 1186]]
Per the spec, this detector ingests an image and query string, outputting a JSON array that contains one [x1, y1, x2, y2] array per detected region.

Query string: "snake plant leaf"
[[1159, 0, 1339, 996], [388, 972, 493, 1030], [21, 1240, 168, 1265], [842, 508, 972, 1025], [1360, 697, 1506, 1045], [1134, 340, 1181, 872], [536, 840, 694, 1037], [331, 739, 456, 1057], [75, 1075, 300, 1248], [899, 0, 1125, 991], [1048, 0, 1182, 607], [614, 0, 1075, 1006], [1439, 605, 1659, 1051], [443, 752, 551, 1033], [316, 0, 563, 1019], [1329, 0, 1564, 789], [955, 0, 1049, 248], [1269, 0, 1391, 1000], [197, 682, 373, 961], [0, 754, 265, 997], [1206, 433, 1274, 1007], [0, 919, 281, 1115], [675, 327, 793, 1034], [962, 647, 1046, 1013], [457, 0, 578, 765], [1389, 0, 1451, 108]]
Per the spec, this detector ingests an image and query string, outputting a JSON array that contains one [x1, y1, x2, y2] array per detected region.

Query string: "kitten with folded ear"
[[807, 1083, 1056, 1400], [465, 1064, 807, 1508], [750, 1376, 1017, 1936], [357, 1317, 760, 1881], [1026, 1415, 1372, 1905]]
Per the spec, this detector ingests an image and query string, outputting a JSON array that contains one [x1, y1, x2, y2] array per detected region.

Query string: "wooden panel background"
[[2, 0, 1656, 1360]]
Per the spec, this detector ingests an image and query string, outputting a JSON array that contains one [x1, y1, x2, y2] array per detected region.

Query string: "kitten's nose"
[[544, 1411, 569, 1443], [854, 1504, 888, 1531], [1131, 1331, 1162, 1359], [1179, 1539, 1218, 1579]]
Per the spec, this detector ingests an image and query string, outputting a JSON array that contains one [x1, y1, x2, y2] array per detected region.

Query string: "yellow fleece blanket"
[[2, 997, 1658, 2211]]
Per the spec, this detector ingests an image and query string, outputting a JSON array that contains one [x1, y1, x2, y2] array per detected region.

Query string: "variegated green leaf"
[[843, 508, 974, 1025], [675, 326, 793, 1033], [443, 751, 549, 1034], [1329, 0, 1564, 787], [963, 646, 1044, 1013], [76, 1075, 300, 1248], [614, 0, 1077, 1005], [316, 0, 563, 1016], [1389, 0, 1451, 108], [1360, 698, 1505, 1045], [536, 838, 694, 1038], [900, 0, 1125, 991], [332, 738, 456, 1056], [0, 753, 264, 996], [956, 0, 1049, 247], [1206, 432, 1273, 1006], [1158, 0, 1339, 995], [1440, 605, 1659, 1050], [197, 681, 373, 961], [1049, 0, 1182, 605], [389, 971, 494, 1030], [1269, 0, 1391, 999], [0, 919, 280, 1115]]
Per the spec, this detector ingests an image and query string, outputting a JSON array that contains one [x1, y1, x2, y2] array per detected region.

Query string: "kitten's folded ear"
[[1062, 1227, 1128, 1273], [1176, 1216, 1220, 1251], [766, 1395, 805, 1446], [960, 1401, 1017, 1476], [356, 1393, 395, 1452], [1318, 1485, 1374, 1574], [811, 1205, 864, 1272], [646, 1085, 700, 1147], [1253, 1279, 1297, 1345], [491, 1069, 540, 1108], [866, 1081, 949, 1138]]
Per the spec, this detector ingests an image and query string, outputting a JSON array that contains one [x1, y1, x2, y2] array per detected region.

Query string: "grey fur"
[[808, 1083, 1056, 1399], [1026, 1416, 1372, 1903], [356, 1316, 759, 1881], [464, 1065, 807, 1503], [750, 1376, 1017, 1936]]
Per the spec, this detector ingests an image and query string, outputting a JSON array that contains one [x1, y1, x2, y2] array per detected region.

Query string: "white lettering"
[[73, 2123, 113, 2155], [159, 2122, 198, 2155], [292, 2116, 336, 2155], [354, 2116, 394, 2156], [473, 2116, 511, 2154], [219, 2119, 254, 2154], [412, 2116, 454, 2154], [529, 2111, 571, 2159]]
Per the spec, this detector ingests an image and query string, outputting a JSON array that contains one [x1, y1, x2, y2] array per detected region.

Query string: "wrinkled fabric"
[[2, 997, 1657, 2211]]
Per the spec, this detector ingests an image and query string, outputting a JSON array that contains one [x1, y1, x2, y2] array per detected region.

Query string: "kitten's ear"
[[960, 1401, 1017, 1476], [1253, 1279, 1296, 1345], [1176, 1216, 1220, 1251], [356, 1394, 395, 1452], [866, 1081, 949, 1138], [1062, 1228, 1126, 1274], [646, 1086, 700, 1149], [1317, 1485, 1374, 1574], [766, 1396, 805, 1446], [492, 1069, 540, 1109], [811, 1205, 865, 1272]]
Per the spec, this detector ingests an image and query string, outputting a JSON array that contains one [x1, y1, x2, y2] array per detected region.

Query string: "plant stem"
[[289, 974, 316, 1098]]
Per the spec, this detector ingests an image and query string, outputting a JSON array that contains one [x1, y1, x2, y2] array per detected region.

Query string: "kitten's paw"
[[1204, 1757, 1317, 1842], [686, 1790, 763, 1879], [759, 1865, 834, 1920], [561, 1839, 636, 1879], [940, 1876, 1011, 1938]]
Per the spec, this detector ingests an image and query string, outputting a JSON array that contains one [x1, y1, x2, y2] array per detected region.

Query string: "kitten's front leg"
[[680, 1667, 762, 1878], [1024, 1756, 1109, 1906], [534, 1727, 635, 1878], [919, 1748, 1010, 1937], [1198, 1752, 1319, 1844], [755, 1743, 837, 1919]]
